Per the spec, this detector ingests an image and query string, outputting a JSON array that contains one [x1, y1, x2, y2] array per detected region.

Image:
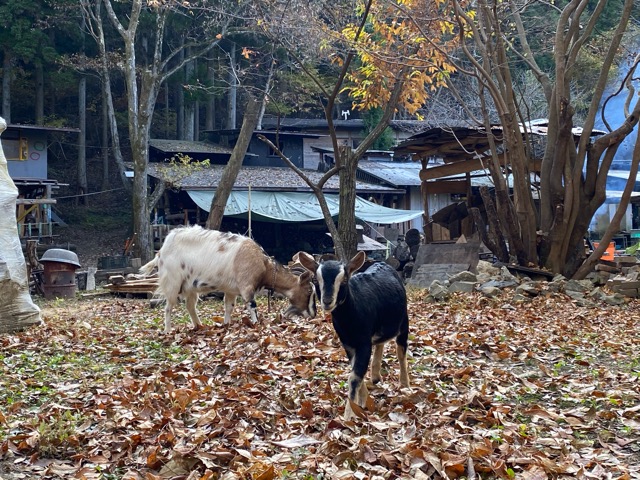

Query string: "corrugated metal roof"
[[149, 139, 233, 154], [146, 163, 403, 194], [395, 120, 607, 161], [358, 161, 422, 187]]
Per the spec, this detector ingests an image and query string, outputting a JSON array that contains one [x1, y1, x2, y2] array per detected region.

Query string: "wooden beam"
[[16, 198, 57, 205], [424, 179, 469, 194], [420, 157, 495, 180], [416, 152, 548, 181]]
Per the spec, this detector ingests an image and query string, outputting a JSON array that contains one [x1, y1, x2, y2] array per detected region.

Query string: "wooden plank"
[[423, 180, 469, 194], [419, 155, 541, 181], [504, 264, 555, 280], [16, 198, 57, 205]]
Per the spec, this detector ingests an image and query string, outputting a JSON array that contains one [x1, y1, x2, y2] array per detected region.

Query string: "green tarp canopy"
[[187, 190, 424, 224]]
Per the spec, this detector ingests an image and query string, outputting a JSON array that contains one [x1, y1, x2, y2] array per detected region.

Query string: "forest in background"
[[2, 0, 640, 276], [1, 0, 630, 190]]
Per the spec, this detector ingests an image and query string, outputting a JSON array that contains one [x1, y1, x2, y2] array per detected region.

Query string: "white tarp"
[[187, 190, 424, 224], [0, 116, 41, 332]]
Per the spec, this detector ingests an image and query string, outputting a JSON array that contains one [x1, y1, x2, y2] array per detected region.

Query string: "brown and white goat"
[[298, 250, 410, 419], [140, 225, 317, 334]]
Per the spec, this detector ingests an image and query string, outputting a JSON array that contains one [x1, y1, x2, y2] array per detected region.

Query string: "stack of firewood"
[[105, 273, 158, 295]]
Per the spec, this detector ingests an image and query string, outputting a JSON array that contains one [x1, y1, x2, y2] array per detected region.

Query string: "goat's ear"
[[296, 251, 318, 273], [298, 270, 312, 283], [347, 251, 367, 275]]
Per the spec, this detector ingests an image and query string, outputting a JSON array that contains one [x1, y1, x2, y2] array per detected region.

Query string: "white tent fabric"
[[187, 190, 424, 224]]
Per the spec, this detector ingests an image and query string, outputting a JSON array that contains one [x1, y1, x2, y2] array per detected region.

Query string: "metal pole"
[[248, 185, 252, 238]]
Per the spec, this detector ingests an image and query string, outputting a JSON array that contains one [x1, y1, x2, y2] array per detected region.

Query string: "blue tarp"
[[187, 190, 424, 224]]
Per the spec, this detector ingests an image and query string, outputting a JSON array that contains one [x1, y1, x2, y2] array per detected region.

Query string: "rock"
[[477, 260, 500, 276], [565, 290, 586, 301], [565, 279, 592, 293], [448, 271, 477, 283], [500, 266, 520, 284], [547, 277, 566, 293], [427, 280, 450, 301], [479, 286, 501, 298], [603, 294, 627, 305], [480, 278, 518, 289], [476, 273, 492, 284], [449, 281, 475, 293], [516, 283, 541, 296], [512, 293, 531, 302]]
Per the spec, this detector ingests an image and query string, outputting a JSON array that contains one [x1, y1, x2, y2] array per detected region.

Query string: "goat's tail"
[[139, 254, 159, 277]]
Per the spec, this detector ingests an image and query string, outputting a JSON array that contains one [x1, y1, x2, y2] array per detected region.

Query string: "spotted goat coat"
[[140, 226, 317, 333]]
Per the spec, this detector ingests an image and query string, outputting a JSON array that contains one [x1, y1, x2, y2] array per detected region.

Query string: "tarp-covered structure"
[[186, 190, 424, 224], [0, 116, 41, 332]]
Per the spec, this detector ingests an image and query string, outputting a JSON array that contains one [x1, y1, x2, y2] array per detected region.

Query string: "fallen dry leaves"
[[0, 288, 639, 479]]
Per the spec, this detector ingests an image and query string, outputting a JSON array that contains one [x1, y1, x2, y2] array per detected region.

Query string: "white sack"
[[0, 116, 41, 333]]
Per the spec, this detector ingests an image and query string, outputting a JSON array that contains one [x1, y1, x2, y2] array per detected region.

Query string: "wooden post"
[[420, 158, 433, 243], [26, 240, 40, 279]]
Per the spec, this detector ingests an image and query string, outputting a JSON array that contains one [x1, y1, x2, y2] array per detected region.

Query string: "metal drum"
[[40, 249, 81, 299]]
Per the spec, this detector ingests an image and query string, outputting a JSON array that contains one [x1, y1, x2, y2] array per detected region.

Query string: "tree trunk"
[[2, 51, 12, 123], [205, 57, 215, 131], [206, 96, 260, 230], [184, 53, 195, 141], [226, 43, 237, 130], [478, 187, 510, 262], [336, 145, 358, 261], [176, 47, 185, 140], [257, 57, 275, 130], [77, 74, 88, 206], [101, 90, 110, 190], [573, 131, 640, 279], [470, 204, 509, 263], [35, 62, 44, 125], [131, 136, 151, 261]]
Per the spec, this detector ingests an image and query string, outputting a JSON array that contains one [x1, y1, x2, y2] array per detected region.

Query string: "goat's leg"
[[240, 288, 259, 324], [343, 345, 372, 419], [371, 343, 385, 384], [164, 298, 176, 334], [349, 345, 372, 406], [184, 292, 202, 329], [396, 327, 410, 388], [223, 294, 235, 324]]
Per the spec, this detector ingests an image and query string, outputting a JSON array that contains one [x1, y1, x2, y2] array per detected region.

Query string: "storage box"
[[98, 255, 130, 270]]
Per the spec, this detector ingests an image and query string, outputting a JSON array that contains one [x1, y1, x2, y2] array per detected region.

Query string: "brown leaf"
[[297, 400, 314, 419], [520, 465, 548, 480], [272, 434, 320, 448]]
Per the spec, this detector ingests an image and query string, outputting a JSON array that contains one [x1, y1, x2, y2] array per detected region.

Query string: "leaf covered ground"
[[1, 288, 639, 480]]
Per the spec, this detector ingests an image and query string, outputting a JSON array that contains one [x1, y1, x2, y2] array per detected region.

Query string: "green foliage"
[[266, 66, 332, 117], [35, 410, 87, 457], [155, 153, 211, 190], [361, 108, 394, 150]]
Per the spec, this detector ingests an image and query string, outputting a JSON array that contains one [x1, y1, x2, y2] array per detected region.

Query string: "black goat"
[[297, 251, 410, 418]]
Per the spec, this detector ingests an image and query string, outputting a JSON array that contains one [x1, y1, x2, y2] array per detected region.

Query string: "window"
[[5, 137, 28, 161]]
